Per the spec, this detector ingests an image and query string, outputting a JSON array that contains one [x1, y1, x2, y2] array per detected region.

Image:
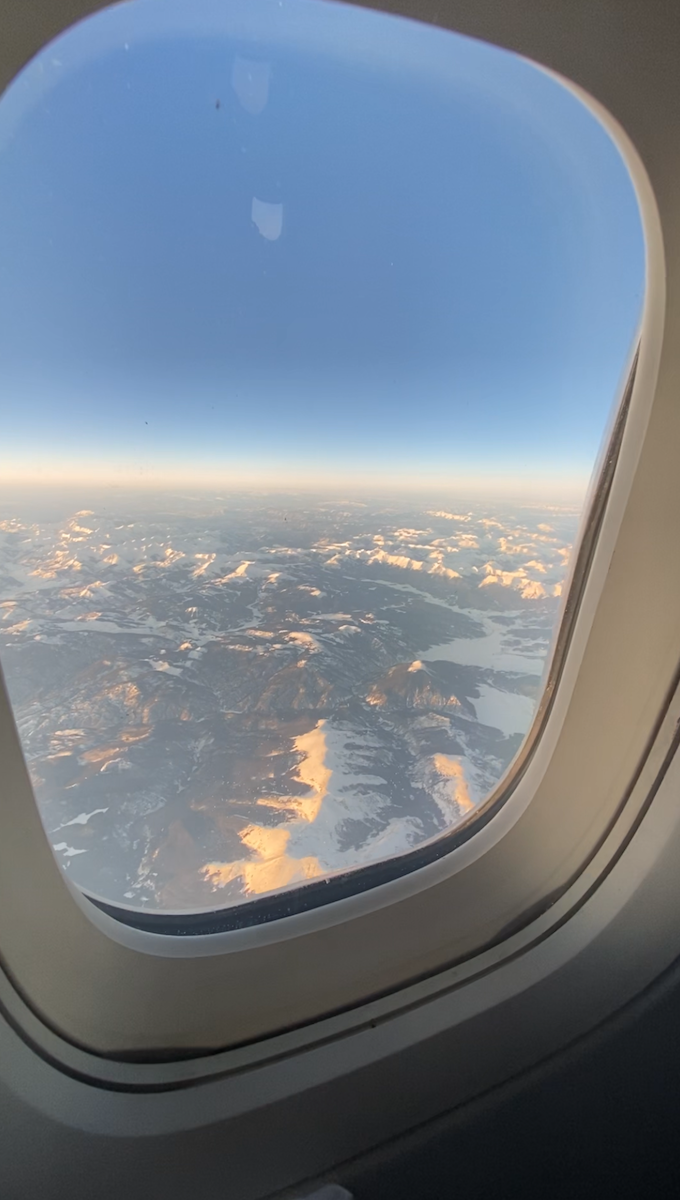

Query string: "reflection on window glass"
[[0, 0, 643, 912]]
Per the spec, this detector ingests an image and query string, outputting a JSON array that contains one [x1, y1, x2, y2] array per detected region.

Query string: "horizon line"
[[0, 461, 590, 502]]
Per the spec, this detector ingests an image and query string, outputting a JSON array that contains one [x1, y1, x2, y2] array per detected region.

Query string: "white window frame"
[[1, 0, 679, 1193]]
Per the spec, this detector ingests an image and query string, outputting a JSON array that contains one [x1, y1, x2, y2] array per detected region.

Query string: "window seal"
[[0, 0, 670, 1064]]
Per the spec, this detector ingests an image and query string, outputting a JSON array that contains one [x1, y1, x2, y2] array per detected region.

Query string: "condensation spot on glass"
[[0, 0, 644, 915]]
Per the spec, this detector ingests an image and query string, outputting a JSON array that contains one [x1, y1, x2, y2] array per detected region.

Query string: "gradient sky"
[[0, 0, 644, 496]]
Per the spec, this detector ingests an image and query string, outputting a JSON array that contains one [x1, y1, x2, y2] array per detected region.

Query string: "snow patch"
[[59, 808, 109, 827]]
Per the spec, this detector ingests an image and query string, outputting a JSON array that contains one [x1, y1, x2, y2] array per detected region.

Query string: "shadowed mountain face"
[[0, 491, 578, 912]]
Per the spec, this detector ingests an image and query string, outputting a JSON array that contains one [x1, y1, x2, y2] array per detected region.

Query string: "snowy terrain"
[[0, 491, 578, 911]]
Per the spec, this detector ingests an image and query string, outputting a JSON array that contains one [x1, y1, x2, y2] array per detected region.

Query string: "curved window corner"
[[0, 0, 645, 936]]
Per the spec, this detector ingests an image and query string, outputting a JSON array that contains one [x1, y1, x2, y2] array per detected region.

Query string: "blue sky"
[[0, 0, 644, 497]]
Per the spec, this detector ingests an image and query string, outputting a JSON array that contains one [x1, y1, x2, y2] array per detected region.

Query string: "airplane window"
[[0, 0, 643, 917]]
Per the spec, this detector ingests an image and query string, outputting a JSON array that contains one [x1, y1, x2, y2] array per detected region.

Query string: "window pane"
[[0, 0, 643, 914]]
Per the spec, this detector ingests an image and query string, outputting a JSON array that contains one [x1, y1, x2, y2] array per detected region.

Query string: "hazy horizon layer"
[[0, 473, 590, 508]]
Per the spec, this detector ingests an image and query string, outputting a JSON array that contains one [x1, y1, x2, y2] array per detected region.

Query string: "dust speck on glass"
[[0, 0, 643, 913]]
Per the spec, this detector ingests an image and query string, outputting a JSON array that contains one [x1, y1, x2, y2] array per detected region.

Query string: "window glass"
[[0, 0, 643, 913]]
